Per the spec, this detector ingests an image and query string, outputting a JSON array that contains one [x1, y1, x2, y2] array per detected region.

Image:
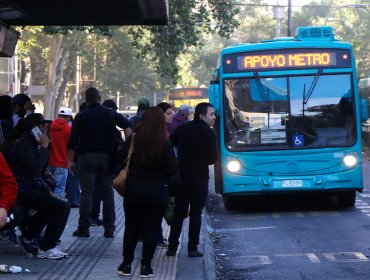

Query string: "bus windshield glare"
[[224, 74, 355, 151]]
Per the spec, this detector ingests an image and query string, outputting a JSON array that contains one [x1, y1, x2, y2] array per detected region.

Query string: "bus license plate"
[[282, 180, 303, 187]]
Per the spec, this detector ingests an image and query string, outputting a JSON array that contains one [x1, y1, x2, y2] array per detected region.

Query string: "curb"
[[202, 209, 216, 280]]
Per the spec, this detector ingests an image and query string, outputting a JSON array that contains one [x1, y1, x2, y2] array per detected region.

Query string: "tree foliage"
[[292, 0, 370, 78], [128, 0, 239, 85]]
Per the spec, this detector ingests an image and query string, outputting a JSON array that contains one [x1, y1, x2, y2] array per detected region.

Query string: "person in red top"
[[47, 107, 72, 199], [0, 152, 18, 229]]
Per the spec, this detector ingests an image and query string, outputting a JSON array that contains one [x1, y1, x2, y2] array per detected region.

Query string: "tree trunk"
[[67, 51, 78, 110], [52, 49, 69, 119], [42, 36, 64, 119]]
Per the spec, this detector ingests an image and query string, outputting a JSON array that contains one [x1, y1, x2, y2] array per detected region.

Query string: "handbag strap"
[[126, 133, 135, 172]]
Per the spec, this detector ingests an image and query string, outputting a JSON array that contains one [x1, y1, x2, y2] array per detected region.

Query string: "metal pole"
[[14, 56, 18, 94], [75, 55, 80, 111], [117, 91, 120, 109], [287, 0, 292, 36]]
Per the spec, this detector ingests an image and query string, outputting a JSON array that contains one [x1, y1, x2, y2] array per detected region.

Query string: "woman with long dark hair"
[[117, 107, 177, 278]]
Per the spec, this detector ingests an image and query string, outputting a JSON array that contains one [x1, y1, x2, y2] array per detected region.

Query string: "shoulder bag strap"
[[126, 133, 135, 171]]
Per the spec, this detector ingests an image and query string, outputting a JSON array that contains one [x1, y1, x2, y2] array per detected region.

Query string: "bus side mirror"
[[209, 83, 220, 116], [361, 99, 368, 123]]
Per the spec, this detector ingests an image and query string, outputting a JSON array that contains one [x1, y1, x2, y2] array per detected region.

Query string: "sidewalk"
[[0, 193, 214, 280]]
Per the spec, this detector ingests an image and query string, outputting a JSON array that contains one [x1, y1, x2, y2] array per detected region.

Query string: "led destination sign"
[[240, 52, 335, 69], [223, 49, 351, 72], [170, 89, 207, 98]]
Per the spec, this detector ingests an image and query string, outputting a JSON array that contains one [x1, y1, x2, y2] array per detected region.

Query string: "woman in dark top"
[[117, 107, 177, 278]]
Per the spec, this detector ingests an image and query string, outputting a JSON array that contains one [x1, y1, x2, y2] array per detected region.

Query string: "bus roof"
[[222, 39, 352, 56], [221, 26, 352, 55]]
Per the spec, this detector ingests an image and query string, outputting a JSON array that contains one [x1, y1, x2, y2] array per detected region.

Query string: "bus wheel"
[[223, 196, 237, 210], [336, 191, 356, 207]]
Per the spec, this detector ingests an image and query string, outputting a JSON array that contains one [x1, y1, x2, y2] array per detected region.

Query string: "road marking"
[[322, 252, 369, 263], [293, 212, 304, 217], [356, 205, 370, 209], [235, 215, 266, 220], [215, 226, 276, 234], [355, 202, 368, 206], [227, 252, 368, 265], [309, 211, 338, 216], [355, 199, 370, 217], [235, 211, 341, 219], [234, 255, 272, 265], [354, 199, 370, 217], [276, 253, 321, 263], [359, 194, 370, 198]]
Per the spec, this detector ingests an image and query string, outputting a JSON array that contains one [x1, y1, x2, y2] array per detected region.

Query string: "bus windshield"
[[224, 74, 355, 151]]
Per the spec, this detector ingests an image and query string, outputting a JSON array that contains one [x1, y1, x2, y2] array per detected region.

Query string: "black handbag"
[[108, 109, 125, 170]]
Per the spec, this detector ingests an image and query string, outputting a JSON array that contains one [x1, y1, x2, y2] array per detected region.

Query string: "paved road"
[[206, 155, 370, 280]]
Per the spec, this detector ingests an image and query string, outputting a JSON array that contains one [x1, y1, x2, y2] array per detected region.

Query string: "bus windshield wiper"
[[303, 68, 323, 105], [254, 72, 271, 111]]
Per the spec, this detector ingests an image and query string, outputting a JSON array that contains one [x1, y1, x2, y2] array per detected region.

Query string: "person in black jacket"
[[68, 88, 132, 238], [166, 102, 218, 258], [117, 107, 177, 278], [8, 113, 70, 259]]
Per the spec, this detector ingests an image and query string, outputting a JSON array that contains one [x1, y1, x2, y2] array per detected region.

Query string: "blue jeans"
[[47, 166, 68, 199]]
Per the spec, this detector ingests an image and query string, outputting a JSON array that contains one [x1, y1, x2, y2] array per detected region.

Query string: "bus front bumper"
[[222, 165, 363, 195]]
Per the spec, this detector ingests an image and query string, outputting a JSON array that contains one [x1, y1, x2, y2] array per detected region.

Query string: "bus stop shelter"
[[0, 0, 169, 57]]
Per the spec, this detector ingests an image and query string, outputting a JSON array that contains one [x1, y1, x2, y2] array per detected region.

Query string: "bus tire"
[[223, 196, 237, 210], [336, 191, 356, 207]]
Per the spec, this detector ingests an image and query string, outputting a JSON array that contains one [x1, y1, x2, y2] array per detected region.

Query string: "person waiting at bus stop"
[[11, 93, 35, 127], [169, 104, 193, 135], [129, 96, 150, 129], [117, 106, 177, 277], [68, 87, 132, 238], [156, 102, 174, 248], [157, 102, 174, 133], [9, 113, 70, 259], [166, 102, 218, 257], [47, 107, 73, 200]]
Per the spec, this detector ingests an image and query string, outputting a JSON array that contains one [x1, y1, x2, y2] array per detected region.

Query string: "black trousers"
[[168, 182, 208, 250], [18, 190, 70, 251], [123, 185, 169, 266], [79, 152, 115, 231]]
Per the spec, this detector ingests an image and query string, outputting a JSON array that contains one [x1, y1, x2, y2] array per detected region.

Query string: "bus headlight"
[[343, 155, 357, 167], [227, 160, 241, 173]]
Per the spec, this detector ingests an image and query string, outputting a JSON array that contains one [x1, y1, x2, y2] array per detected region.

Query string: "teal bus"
[[209, 26, 368, 209]]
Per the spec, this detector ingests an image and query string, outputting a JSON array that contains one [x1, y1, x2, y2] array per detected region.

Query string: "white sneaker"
[[37, 247, 68, 259]]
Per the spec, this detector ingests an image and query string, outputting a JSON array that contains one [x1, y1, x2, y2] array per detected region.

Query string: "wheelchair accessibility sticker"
[[292, 134, 304, 147]]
